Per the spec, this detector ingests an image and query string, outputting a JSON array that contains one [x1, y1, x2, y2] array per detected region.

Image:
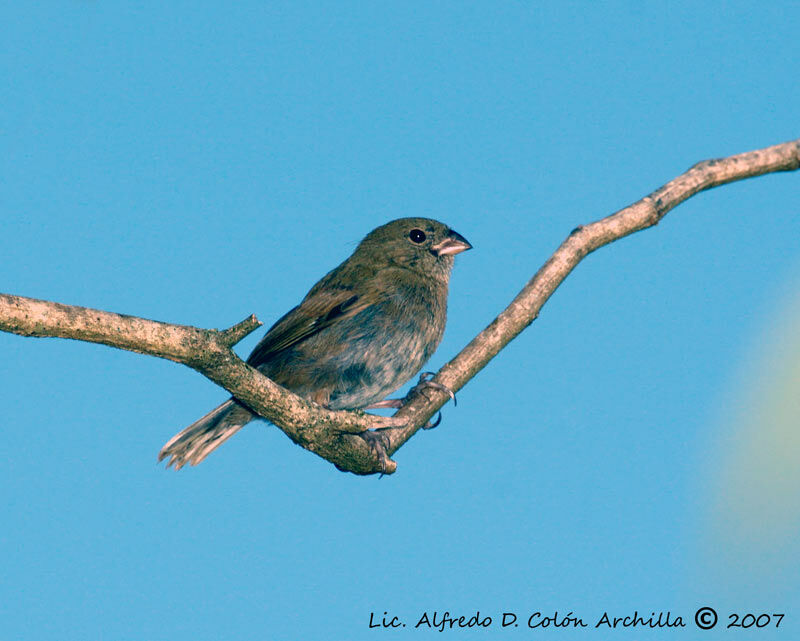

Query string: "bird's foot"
[[365, 372, 455, 429], [358, 429, 395, 476], [411, 371, 457, 407], [365, 398, 404, 409]]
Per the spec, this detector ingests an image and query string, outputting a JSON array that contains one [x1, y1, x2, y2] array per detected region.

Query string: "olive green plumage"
[[159, 217, 471, 468]]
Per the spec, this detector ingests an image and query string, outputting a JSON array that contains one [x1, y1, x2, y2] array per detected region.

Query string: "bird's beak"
[[430, 229, 473, 257]]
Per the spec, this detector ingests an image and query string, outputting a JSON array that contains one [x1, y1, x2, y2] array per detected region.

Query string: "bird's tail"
[[158, 399, 254, 469]]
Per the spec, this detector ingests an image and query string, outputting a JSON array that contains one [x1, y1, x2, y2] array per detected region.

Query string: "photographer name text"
[[368, 608, 785, 632]]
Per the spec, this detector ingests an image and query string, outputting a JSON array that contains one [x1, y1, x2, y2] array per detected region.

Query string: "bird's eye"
[[409, 229, 427, 244]]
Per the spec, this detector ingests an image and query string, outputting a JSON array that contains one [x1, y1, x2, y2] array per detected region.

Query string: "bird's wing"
[[246, 287, 375, 367]]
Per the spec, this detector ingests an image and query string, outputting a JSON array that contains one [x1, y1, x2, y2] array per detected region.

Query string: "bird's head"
[[356, 217, 472, 281]]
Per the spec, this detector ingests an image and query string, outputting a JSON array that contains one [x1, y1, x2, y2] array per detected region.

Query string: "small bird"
[[159, 217, 472, 468]]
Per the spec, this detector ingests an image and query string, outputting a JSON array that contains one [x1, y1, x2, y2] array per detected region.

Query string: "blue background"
[[2, 3, 799, 639]]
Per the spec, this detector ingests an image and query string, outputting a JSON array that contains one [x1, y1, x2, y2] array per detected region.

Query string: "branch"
[[0, 296, 401, 472], [369, 137, 800, 458], [2, 138, 798, 474]]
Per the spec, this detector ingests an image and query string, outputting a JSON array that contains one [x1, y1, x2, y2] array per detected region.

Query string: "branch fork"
[[2, 137, 798, 474]]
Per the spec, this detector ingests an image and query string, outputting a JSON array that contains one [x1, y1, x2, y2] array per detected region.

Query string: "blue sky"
[[2, 2, 799, 640]]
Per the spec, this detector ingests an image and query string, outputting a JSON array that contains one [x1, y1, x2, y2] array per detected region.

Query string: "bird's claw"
[[359, 429, 393, 475], [412, 371, 457, 406], [422, 411, 442, 430], [365, 372, 457, 411], [363, 372, 455, 431], [411, 373, 453, 428]]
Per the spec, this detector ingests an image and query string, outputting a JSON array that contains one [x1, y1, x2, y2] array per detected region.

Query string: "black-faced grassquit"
[[159, 217, 471, 468]]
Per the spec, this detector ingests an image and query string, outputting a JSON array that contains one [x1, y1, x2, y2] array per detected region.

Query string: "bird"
[[158, 217, 472, 468]]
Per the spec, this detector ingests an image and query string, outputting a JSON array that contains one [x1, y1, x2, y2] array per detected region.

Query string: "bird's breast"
[[263, 282, 447, 410]]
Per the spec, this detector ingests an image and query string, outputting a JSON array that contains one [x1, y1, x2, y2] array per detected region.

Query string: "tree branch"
[[2, 138, 798, 474], [379, 138, 800, 457], [0, 295, 402, 472]]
